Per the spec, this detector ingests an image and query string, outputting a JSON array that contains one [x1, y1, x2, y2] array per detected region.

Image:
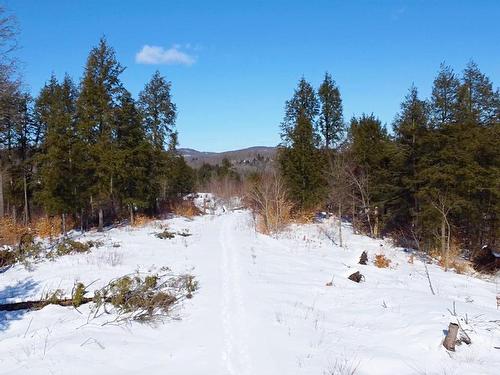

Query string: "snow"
[[0, 203, 499, 374]]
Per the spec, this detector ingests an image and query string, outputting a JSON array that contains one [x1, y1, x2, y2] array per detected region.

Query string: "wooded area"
[[272, 66, 499, 269], [0, 8, 195, 232]]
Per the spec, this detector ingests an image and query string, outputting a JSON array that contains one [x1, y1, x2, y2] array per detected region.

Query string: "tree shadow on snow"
[[0, 278, 38, 332]]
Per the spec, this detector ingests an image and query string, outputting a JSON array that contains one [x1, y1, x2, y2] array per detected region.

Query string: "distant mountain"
[[179, 146, 277, 169]]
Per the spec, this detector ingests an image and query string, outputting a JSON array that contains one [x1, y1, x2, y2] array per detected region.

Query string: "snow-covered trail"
[[0, 207, 499, 375], [220, 213, 254, 374]]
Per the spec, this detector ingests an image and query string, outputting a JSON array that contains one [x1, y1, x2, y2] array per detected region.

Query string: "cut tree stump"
[[443, 322, 459, 351], [348, 271, 364, 283], [359, 251, 368, 265]]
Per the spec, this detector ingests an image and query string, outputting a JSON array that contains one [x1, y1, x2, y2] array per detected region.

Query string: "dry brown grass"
[[133, 214, 154, 227], [374, 254, 391, 268], [171, 200, 202, 218], [0, 217, 30, 246], [408, 254, 414, 264], [246, 171, 293, 235], [449, 260, 472, 275], [34, 216, 76, 239], [293, 210, 316, 224]]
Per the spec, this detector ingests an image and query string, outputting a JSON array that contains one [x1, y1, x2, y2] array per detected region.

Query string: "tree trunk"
[[23, 172, 29, 225], [338, 202, 343, 247], [129, 205, 134, 226], [351, 194, 356, 233], [80, 208, 84, 233], [443, 322, 459, 351], [61, 213, 67, 237], [98, 208, 104, 232], [441, 215, 447, 271], [0, 169, 4, 218], [374, 206, 380, 238]]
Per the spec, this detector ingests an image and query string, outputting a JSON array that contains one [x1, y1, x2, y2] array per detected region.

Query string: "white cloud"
[[135, 45, 196, 66]]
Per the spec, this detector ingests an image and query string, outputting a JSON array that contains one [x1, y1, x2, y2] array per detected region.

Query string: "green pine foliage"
[[279, 114, 327, 211], [280, 77, 319, 145], [318, 72, 344, 149], [0, 38, 194, 230], [35, 75, 79, 215]]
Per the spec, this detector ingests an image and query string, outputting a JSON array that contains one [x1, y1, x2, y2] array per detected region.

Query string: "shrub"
[[0, 249, 16, 267], [246, 171, 292, 234], [17, 233, 43, 260], [374, 254, 391, 268], [34, 216, 62, 239], [0, 217, 29, 246], [171, 200, 201, 218], [155, 229, 176, 239], [133, 214, 153, 227], [54, 239, 91, 257], [72, 282, 87, 307]]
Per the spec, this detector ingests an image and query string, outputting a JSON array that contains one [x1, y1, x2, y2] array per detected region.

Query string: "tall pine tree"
[[318, 72, 344, 149], [76, 37, 125, 231], [35, 75, 79, 233]]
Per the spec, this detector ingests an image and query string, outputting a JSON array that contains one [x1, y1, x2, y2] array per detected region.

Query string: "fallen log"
[[0, 297, 94, 312]]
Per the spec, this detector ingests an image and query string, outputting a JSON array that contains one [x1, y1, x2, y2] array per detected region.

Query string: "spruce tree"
[[138, 71, 178, 206], [318, 72, 344, 149], [429, 63, 460, 128], [138, 70, 177, 150], [280, 78, 319, 144], [279, 114, 327, 211], [392, 85, 429, 230], [35, 75, 78, 232], [349, 114, 400, 235], [456, 61, 499, 126], [114, 91, 154, 224], [76, 37, 125, 230]]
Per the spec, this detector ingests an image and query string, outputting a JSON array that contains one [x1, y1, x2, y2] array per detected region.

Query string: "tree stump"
[[348, 271, 364, 283], [359, 251, 368, 265], [443, 322, 459, 351]]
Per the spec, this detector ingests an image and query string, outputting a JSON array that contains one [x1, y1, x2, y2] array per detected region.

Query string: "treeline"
[[277, 65, 499, 261], [0, 35, 194, 232]]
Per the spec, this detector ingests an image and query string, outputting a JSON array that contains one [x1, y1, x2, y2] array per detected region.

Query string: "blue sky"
[[6, 0, 500, 152]]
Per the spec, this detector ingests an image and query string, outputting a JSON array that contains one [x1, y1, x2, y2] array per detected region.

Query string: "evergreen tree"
[[419, 62, 500, 253], [349, 114, 400, 235], [138, 70, 177, 150], [429, 63, 460, 127], [138, 71, 178, 206], [318, 72, 344, 149], [76, 37, 125, 230], [279, 114, 327, 211], [35, 75, 79, 230], [114, 91, 154, 224], [392, 85, 429, 230], [280, 78, 319, 144], [164, 155, 195, 199], [4, 91, 37, 224], [456, 61, 499, 126]]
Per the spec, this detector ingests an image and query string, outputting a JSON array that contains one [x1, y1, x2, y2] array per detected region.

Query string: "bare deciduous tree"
[[246, 169, 292, 234], [430, 193, 453, 271], [327, 151, 376, 239]]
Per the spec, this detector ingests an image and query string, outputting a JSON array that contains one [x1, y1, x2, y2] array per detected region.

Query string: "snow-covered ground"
[[1, 200, 499, 374]]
